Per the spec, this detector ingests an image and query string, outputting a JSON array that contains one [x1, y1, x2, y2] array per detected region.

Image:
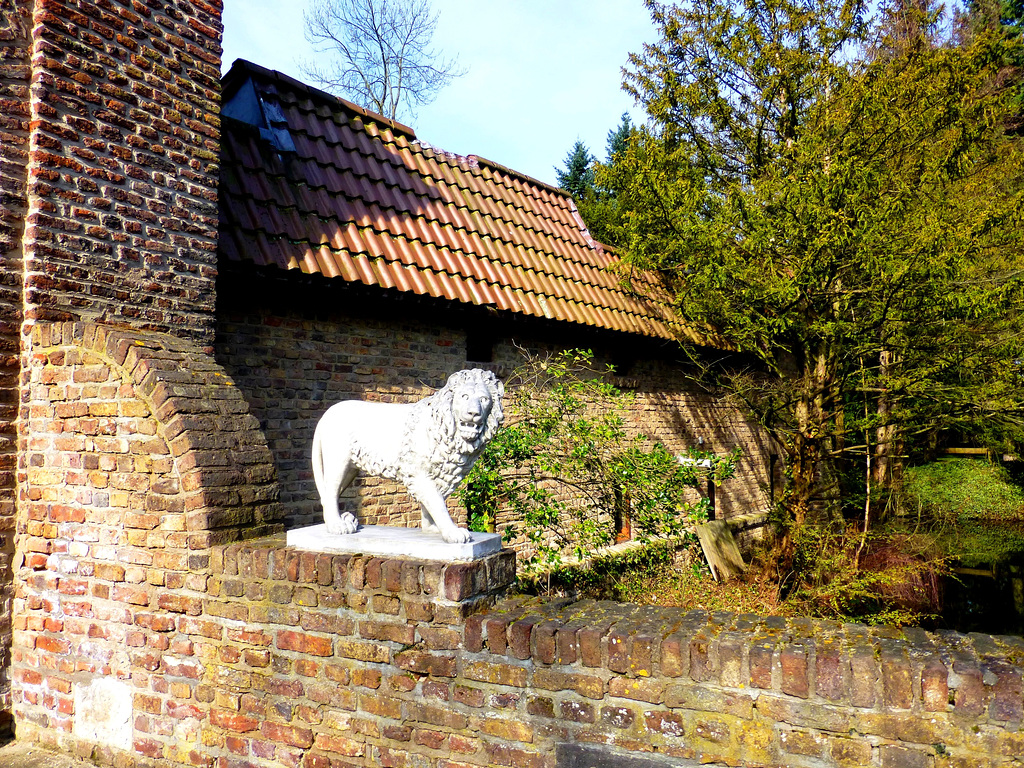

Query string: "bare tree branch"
[[301, 0, 466, 121]]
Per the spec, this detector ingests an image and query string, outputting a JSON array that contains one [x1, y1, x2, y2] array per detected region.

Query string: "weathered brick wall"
[[18, 321, 281, 549], [215, 299, 467, 533], [23, 0, 223, 344], [215, 271, 777, 545], [0, 0, 33, 735], [6, 0, 229, 733], [12, 537, 1024, 767], [11, 321, 281, 750]]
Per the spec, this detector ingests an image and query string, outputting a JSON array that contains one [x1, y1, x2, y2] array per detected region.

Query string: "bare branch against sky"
[[301, 0, 466, 121]]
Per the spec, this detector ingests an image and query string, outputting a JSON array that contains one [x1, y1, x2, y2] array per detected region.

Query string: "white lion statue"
[[311, 369, 504, 544]]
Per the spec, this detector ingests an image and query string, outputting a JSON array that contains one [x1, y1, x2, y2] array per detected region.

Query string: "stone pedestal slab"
[[286, 524, 502, 562]]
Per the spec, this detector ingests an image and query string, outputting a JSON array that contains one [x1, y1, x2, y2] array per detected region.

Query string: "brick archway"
[[10, 322, 280, 742]]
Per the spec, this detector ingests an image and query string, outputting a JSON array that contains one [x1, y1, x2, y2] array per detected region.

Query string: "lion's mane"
[[396, 369, 504, 497]]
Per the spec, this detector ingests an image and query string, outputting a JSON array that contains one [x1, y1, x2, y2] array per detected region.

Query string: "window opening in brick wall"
[[466, 331, 494, 363], [613, 485, 631, 544]]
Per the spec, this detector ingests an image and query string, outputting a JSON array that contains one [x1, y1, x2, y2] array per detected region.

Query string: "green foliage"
[[903, 458, 1024, 566], [905, 459, 1024, 522], [605, 112, 634, 162], [513, 539, 680, 599], [609, 0, 1024, 529], [959, 0, 1024, 128], [554, 140, 596, 200], [513, 538, 786, 614], [1009, 0, 1024, 47], [458, 349, 736, 575], [556, 115, 639, 247], [943, 522, 1024, 568]]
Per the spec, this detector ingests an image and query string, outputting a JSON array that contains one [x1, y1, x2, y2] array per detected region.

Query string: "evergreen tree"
[[564, 116, 639, 247], [611, 0, 1024, 554], [554, 140, 596, 201], [958, 0, 1024, 129], [606, 113, 634, 162]]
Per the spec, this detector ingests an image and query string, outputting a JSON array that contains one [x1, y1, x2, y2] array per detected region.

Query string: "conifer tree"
[[554, 140, 596, 201], [611, 0, 1024, 552], [606, 113, 634, 162]]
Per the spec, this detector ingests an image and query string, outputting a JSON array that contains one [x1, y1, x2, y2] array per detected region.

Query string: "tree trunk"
[[778, 345, 836, 576], [872, 349, 903, 495], [788, 432, 821, 530]]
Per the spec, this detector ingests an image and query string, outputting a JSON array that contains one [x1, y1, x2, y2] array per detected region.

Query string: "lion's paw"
[[441, 525, 472, 544], [326, 512, 359, 536]]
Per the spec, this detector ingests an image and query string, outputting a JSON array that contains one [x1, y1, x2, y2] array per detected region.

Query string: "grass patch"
[[904, 459, 1024, 523], [904, 458, 1024, 568]]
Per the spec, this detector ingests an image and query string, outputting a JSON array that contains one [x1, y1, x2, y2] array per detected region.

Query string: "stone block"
[[780, 643, 809, 698], [830, 737, 873, 767], [749, 640, 774, 690], [815, 645, 846, 702], [850, 650, 879, 708], [462, 660, 528, 687], [881, 745, 930, 768], [608, 677, 664, 704], [881, 651, 913, 710]]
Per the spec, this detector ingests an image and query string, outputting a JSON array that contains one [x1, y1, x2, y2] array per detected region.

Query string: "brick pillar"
[[0, 0, 33, 736], [23, 0, 224, 345], [7, 0, 228, 741], [11, 322, 281, 748]]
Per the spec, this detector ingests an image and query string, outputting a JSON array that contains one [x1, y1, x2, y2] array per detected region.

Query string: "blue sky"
[[221, 0, 656, 187]]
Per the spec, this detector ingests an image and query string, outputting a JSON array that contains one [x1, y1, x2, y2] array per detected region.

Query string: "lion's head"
[[430, 369, 504, 455]]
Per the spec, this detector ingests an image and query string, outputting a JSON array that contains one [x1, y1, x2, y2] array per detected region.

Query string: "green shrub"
[[459, 349, 736, 575], [515, 537, 788, 615], [782, 523, 946, 626], [513, 539, 681, 599]]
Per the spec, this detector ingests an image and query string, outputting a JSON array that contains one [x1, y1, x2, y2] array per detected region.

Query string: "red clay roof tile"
[[219, 60, 684, 342]]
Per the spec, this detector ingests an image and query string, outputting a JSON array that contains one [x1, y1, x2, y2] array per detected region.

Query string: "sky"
[[221, 0, 657, 187]]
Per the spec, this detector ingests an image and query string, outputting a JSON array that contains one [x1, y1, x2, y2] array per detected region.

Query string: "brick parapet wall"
[[13, 540, 516, 767], [23, 0, 223, 344], [466, 598, 1024, 766], [12, 539, 1024, 768]]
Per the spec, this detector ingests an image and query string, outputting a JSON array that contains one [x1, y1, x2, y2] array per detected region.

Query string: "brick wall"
[[215, 286, 466, 533], [18, 321, 281, 550], [23, 0, 224, 345], [0, 0, 33, 735], [11, 321, 281, 749], [12, 536, 1024, 767], [215, 268, 778, 546], [6, 0, 230, 732]]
